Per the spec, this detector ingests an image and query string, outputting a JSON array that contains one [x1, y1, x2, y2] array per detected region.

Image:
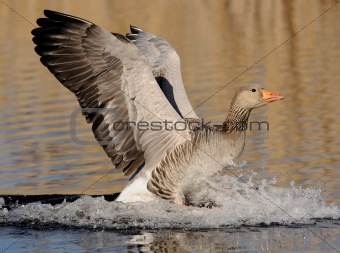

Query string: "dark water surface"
[[0, 220, 339, 253], [1, 0, 340, 252]]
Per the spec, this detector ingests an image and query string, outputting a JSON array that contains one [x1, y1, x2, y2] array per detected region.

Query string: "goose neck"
[[223, 103, 250, 133]]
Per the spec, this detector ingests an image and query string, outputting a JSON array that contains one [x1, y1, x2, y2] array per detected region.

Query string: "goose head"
[[232, 84, 284, 110]]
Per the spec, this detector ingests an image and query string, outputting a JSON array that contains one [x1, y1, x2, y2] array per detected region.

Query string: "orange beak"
[[262, 89, 284, 103]]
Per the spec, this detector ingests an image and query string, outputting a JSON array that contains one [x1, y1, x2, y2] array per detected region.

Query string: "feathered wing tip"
[[126, 25, 143, 42], [43, 9, 92, 24], [130, 25, 143, 33]]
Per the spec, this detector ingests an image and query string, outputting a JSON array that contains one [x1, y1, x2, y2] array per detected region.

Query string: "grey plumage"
[[32, 10, 189, 178], [126, 25, 199, 119], [32, 10, 283, 205]]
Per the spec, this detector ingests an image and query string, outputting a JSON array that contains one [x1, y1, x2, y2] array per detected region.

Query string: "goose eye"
[[252, 89, 256, 92]]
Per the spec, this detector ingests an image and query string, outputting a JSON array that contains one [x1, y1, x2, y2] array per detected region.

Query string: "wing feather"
[[127, 26, 199, 119], [32, 10, 190, 177]]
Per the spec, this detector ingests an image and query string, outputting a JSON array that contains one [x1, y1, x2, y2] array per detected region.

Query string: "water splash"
[[0, 164, 339, 230]]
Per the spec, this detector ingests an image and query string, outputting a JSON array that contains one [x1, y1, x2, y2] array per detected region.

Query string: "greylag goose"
[[32, 10, 284, 205]]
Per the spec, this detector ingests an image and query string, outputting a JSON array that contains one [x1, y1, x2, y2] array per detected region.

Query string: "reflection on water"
[[133, 224, 340, 253], [1, 221, 339, 253], [0, 0, 340, 252], [1, 0, 339, 198]]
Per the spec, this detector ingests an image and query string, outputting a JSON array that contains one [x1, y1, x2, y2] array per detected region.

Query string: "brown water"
[[0, 0, 339, 252]]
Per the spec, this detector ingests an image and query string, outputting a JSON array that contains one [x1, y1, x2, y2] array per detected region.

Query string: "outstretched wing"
[[126, 26, 199, 120], [32, 10, 190, 176]]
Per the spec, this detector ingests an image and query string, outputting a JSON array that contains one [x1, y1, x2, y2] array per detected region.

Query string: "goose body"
[[32, 10, 284, 205], [118, 128, 247, 203]]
